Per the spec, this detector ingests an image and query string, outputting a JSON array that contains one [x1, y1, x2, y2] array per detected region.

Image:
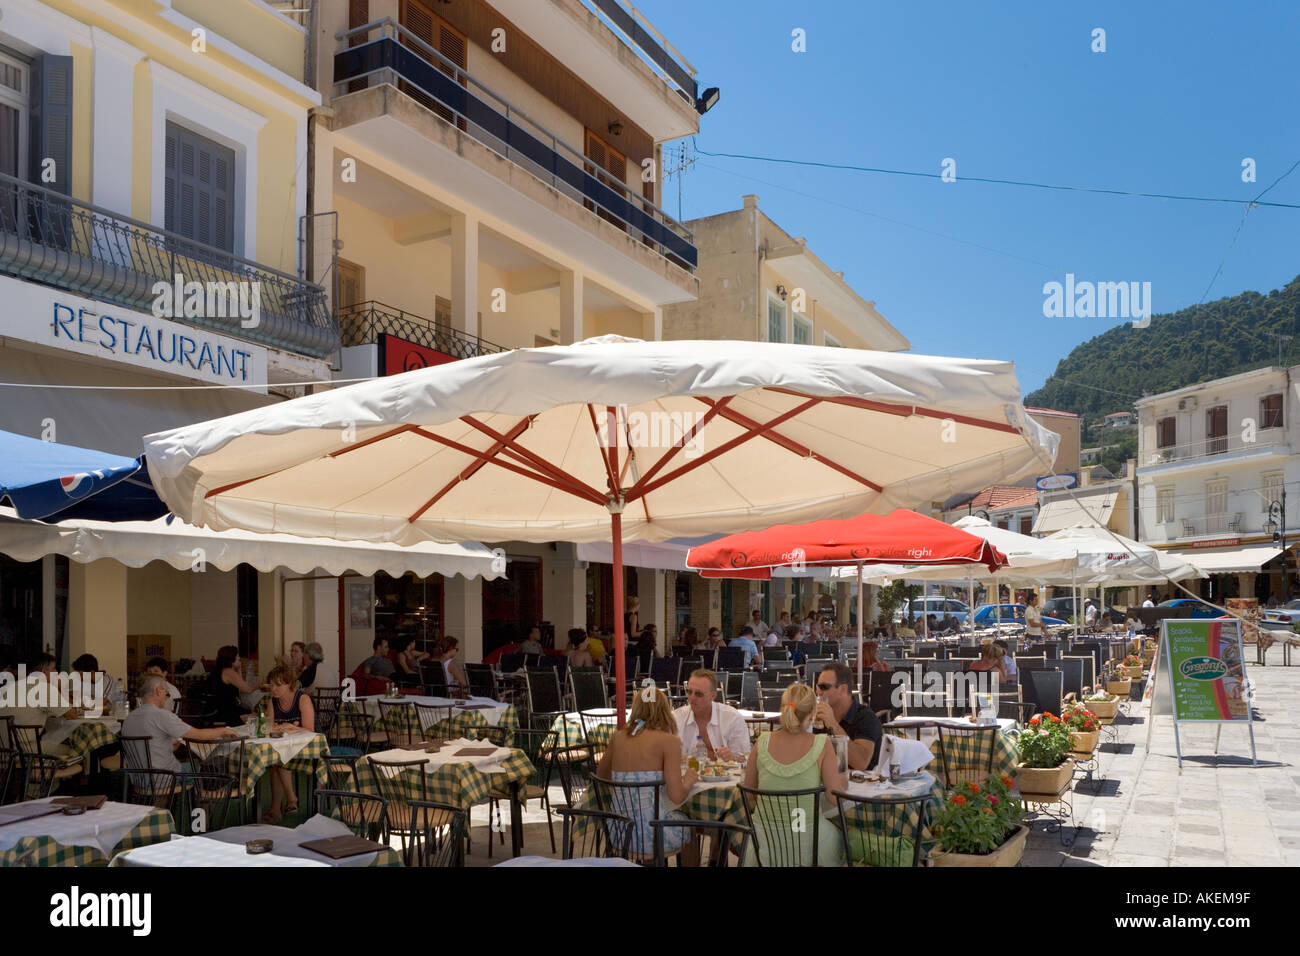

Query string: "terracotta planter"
[[1105, 678, 1131, 697], [931, 824, 1029, 868], [1086, 698, 1119, 719], [1016, 760, 1074, 797], [1071, 729, 1100, 754]]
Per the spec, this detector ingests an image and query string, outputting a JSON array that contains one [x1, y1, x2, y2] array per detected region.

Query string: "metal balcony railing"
[[1179, 513, 1242, 537], [0, 172, 337, 358], [339, 300, 508, 360], [1148, 433, 1288, 465], [333, 19, 698, 272]]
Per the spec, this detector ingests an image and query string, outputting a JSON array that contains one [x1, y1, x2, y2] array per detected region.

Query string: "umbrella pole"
[[857, 563, 864, 692], [968, 571, 975, 641], [612, 509, 626, 729], [1072, 569, 1079, 640]]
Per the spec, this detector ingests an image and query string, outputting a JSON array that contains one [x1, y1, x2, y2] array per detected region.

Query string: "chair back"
[[648, 657, 682, 688], [652, 819, 754, 867], [498, 653, 524, 674], [406, 800, 468, 866], [557, 807, 633, 860], [377, 700, 421, 748], [1057, 657, 1086, 699], [9, 724, 46, 757], [175, 772, 236, 834], [821, 642, 841, 659], [524, 668, 565, 718], [736, 784, 825, 866], [716, 646, 746, 671], [867, 671, 900, 720], [18, 753, 67, 800], [312, 686, 342, 714], [464, 663, 498, 700], [934, 725, 998, 790], [314, 788, 388, 841], [413, 702, 453, 738], [1064, 655, 1095, 692], [367, 756, 429, 841], [803, 657, 833, 683], [681, 655, 707, 675], [0, 745, 17, 805], [591, 773, 661, 859], [1042, 641, 1060, 660], [569, 667, 609, 712], [760, 668, 797, 686], [762, 647, 791, 663], [334, 708, 376, 753], [833, 791, 927, 867], [1013, 654, 1046, 669], [418, 660, 450, 697], [669, 644, 691, 658], [758, 687, 784, 711], [1071, 642, 1105, 684], [187, 735, 248, 798], [1023, 668, 1064, 716]]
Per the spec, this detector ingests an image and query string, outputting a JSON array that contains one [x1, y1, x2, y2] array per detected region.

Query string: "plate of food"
[[698, 764, 737, 782]]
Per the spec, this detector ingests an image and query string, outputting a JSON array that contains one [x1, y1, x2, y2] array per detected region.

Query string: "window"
[[1260, 393, 1284, 430], [165, 122, 235, 251], [766, 294, 786, 342], [0, 51, 27, 181], [824, 332, 842, 348], [1263, 472, 1283, 514], [584, 129, 627, 230], [1157, 416, 1176, 449], [1157, 486, 1175, 523], [399, 0, 467, 126], [792, 314, 812, 345], [1205, 479, 1228, 518], [1206, 405, 1227, 455], [1019, 515, 1033, 535]]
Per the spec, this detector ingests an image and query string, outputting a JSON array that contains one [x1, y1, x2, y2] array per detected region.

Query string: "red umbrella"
[[686, 509, 1009, 688]]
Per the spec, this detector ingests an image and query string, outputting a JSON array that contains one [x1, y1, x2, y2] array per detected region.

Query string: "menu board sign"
[[1163, 619, 1248, 721]]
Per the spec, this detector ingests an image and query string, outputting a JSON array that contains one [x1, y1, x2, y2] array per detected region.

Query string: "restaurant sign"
[[1191, 537, 1239, 548], [1036, 473, 1078, 491], [1163, 619, 1248, 721], [378, 333, 459, 376]]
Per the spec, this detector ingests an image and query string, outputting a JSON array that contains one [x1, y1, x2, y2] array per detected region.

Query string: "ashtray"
[[60, 806, 86, 816], [245, 839, 274, 854]]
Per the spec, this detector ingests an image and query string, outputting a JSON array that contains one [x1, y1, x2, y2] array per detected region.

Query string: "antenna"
[[1267, 332, 1293, 367], [663, 141, 698, 221]]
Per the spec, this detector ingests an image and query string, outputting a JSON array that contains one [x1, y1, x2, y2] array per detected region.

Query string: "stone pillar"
[[451, 213, 479, 337], [445, 576, 483, 662], [68, 559, 128, 680], [641, 306, 662, 341], [560, 270, 584, 344], [549, 543, 588, 635], [637, 567, 666, 639]]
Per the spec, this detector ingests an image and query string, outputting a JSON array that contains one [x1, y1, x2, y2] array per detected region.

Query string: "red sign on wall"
[[378, 334, 459, 376]]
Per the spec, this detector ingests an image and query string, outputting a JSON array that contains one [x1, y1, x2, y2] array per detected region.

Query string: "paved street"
[[1025, 651, 1300, 868]]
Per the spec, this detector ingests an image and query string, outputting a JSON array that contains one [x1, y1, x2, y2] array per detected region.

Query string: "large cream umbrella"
[[142, 337, 1059, 724]]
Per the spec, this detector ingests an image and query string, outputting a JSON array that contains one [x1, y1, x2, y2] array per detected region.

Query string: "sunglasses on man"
[[816, 681, 839, 692]]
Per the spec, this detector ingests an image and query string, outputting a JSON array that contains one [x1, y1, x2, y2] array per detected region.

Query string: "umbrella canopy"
[[1041, 523, 1201, 586], [142, 337, 1058, 726], [0, 429, 167, 521], [684, 509, 1010, 580]]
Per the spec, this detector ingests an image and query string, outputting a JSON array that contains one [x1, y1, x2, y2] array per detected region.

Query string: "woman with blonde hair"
[[594, 683, 697, 858], [740, 682, 845, 865], [968, 640, 1008, 683]]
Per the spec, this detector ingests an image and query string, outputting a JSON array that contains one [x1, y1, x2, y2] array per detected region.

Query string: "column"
[[560, 269, 583, 344], [641, 307, 662, 341], [637, 567, 666, 640], [257, 570, 283, 671], [452, 213, 480, 337], [69, 560, 128, 680], [446, 575, 484, 663], [550, 543, 588, 634]]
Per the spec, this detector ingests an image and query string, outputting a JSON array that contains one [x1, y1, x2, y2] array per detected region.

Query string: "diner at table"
[[567, 628, 596, 669], [204, 645, 257, 727], [264, 665, 315, 824], [812, 662, 883, 771], [673, 669, 750, 761], [121, 676, 241, 772], [143, 657, 181, 704]]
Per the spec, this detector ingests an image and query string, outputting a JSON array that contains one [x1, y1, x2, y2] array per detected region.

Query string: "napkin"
[[877, 735, 934, 775], [296, 814, 353, 839]]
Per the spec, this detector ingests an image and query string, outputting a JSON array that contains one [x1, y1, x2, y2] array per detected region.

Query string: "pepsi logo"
[[60, 473, 90, 496]]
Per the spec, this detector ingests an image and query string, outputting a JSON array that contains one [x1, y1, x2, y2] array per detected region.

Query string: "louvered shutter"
[[165, 122, 235, 252], [29, 54, 72, 195]]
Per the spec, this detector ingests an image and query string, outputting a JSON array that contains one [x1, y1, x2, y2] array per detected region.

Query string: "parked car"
[[1157, 598, 1221, 619], [972, 604, 1068, 627], [1042, 597, 1125, 625], [892, 597, 971, 624], [1263, 599, 1300, 627]]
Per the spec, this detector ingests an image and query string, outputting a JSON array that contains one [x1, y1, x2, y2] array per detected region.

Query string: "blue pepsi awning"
[[0, 430, 167, 521]]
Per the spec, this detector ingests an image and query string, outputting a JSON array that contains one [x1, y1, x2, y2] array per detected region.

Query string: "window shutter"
[[438, 24, 467, 71], [349, 0, 369, 30], [165, 122, 235, 252], [29, 54, 72, 195]]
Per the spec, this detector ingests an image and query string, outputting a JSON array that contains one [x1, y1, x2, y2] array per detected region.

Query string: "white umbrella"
[[142, 337, 1059, 724]]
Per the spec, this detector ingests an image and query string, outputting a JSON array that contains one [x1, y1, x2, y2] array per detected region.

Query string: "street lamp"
[[1269, 493, 1288, 601]]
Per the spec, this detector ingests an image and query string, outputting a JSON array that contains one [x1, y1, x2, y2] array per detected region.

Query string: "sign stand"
[[1147, 619, 1256, 768]]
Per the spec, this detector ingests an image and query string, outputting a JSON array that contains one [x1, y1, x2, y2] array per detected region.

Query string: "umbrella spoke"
[[459, 415, 605, 503], [586, 405, 623, 499], [623, 397, 731, 501], [765, 387, 1022, 435]]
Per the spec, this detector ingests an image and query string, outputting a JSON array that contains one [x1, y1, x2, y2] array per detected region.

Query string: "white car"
[[893, 597, 971, 624], [1262, 599, 1300, 628]]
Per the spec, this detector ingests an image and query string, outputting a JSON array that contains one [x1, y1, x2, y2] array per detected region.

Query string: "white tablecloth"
[[359, 695, 510, 729], [114, 835, 329, 867], [369, 740, 512, 776], [224, 726, 319, 763], [844, 769, 936, 800], [493, 855, 639, 867], [201, 816, 383, 867], [0, 799, 152, 858]]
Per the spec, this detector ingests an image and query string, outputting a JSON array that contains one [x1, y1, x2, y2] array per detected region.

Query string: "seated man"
[[144, 657, 181, 704], [673, 669, 750, 761], [121, 675, 241, 773], [729, 626, 760, 668], [361, 637, 396, 679], [0, 653, 80, 756], [518, 626, 545, 656], [813, 662, 883, 771]]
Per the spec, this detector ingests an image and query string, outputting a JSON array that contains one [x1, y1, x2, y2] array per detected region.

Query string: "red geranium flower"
[[1084, 720, 1095, 730], [989, 795, 1000, 805], [967, 782, 981, 794], [1001, 775, 1015, 788], [952, 795, 967, 806], [983, 807, 994, 814], [1029, 717, 1041, 726]]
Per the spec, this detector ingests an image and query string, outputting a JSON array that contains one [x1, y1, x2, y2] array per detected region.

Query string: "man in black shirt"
[[814, 662, 883, 770]]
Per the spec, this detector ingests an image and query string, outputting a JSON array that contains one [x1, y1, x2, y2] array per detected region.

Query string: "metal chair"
[[763, 647, 791, 663], [498, 652, 525, 674], [737, 671, 760, 710], [321, 753, 362, 791], [690, 650, 715, 671], [21, 754, 73, 800], [334, 708, 381, 755], [758, 687, 785, 711], [1023, 669, 1065, 718], [0, 745, 17, 804], [833, 790, 927, 867], [406, 800, 467, 867], [312, 686, 342, 714], [591, 773, 663, 861], [489, 727, 557, 854], [716, 646, 746, 671], [367, 756, 463, 860], [935, 725, 998, 791], [418, 660, 451, 698], [377, 700, 421, 748], [174, 771, 236, 835], [464, 663, 499, 700], [314, 788, 388, 842], [736, 784, 826, 866], [803, 656, 834, 683], [652, 819, 754, 867], [557, 807, 633, 860], [9, 724, 83, 788], [413, 702, 454, 739], [648, 657, 682, 690], [569, 667, 609, 712], [187, 735, 250, 824], [524, 668, 566, 730]]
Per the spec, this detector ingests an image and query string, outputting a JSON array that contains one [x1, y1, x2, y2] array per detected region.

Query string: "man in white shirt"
[[1024, 593, 1045, 640], [673, 669, 750, 761], [749, 609, 767, 639], [1083, 599, 1098, 627], [1142, 592, 1156, 608]]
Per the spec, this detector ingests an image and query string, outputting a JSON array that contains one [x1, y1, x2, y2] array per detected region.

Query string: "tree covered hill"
[[1025, 276, 1300, 419]]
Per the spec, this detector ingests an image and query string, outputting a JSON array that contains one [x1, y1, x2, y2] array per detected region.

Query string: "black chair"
[[652, 819, 754, 867], [314, 788, 388, 841], [1064, 655, 1095, 694], [1057, 657, 1086, 700], [833, 791, 927, 867], [591, 773, 662, 861], [736, 671, 760, 710], [762, 647, 791, 663], [570, 667, 609, 712], [1013, 654, 1046, 671], [524, 668, 566, 729], [557, 807, 633, 860], [822, 642, 841, 659], [803, 657, 834, 683], [935, 725, 998, 791], [377, 700, 421, 748], [693, 649, 717, 670], [21, 753, 72, 801], [464, 663, 499, 700], [489, 727, 557, 854], [758, 687, 785, 711], [1023, 669, 1065, 717], [413, 702, 453, 738], [760, 669, 797, 686], [669, 644, 691, 658], [312, 686, 342, 714], [320, 753, 362, 791], [0, 745, 19, 805], [334, 708, 381, 755], [187, 735, 251, 824], [867, 670, 902, 721], [9, 724, 83, 789], [498, 652, 525, 676], [418, 660, 451, 697], [176, 698, 218, 728], [521, 653, 543, 669], [1042, 641, 1060, 660], [716, 646, 746, 671], [368, 756, 466, 859], [406, 799, 467, 866], [174, 771, 236, 835], [736, 784, 826, 866], [1071, 642, 1105, 686], [544, 655, 570, 683]]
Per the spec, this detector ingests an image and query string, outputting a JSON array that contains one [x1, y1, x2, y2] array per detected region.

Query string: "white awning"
[[0, 508, 503, 579], [1165, 544, 1283, 575], [1033, 491, 1118, 535]]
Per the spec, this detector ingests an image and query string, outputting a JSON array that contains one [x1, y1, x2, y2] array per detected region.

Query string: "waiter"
[[1024, 592, 1045, 641]]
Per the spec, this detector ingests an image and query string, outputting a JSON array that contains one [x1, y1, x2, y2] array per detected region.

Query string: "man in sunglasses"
[[814, 662, 882, 771], [673, 669, 750, 762]]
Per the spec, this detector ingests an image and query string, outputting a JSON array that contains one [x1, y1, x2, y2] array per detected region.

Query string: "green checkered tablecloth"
[[0, 807, 174, 867], [547, 715, 614, 750], [60, 721, 119, 764], [363, 700, 518, 747], [352, 748, 535, 811], [835, 778, 946, 859], [888, 727, 1018, 785], [190, 733, 331, 798], [572, 779, 746, 843]]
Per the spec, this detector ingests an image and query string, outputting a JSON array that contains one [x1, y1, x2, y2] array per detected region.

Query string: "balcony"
[[0, 172, 337, 358], [340, 300, 508, 360], [1180, 513, 1242, 538], [332, 19, 698, 276], [1140, 432, 1289, 473]]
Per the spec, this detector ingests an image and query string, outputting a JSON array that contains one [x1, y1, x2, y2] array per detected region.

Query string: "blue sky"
[[637, 0, 1300, 395]]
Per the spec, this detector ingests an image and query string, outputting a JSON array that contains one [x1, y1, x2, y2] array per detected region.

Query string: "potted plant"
[[1084, 690, 1120, 720], [1015, 712, 1075, 797], [930, 775, 1028, 867], [1104, 665, 1132, 697], [1119, 654, 1145, 679], [1062, 703, 1100, 753]]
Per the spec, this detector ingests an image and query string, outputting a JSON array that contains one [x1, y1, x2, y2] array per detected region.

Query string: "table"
[[884, 718, 1019, 781], [113, 821, 402, 867], [189, 728, 330, 800], [835, 770, 944, 860], [357, 695, 518, 743], [0, 799, 174, 866], [47, 719, 121, 764], [352, 742, 535, 856]]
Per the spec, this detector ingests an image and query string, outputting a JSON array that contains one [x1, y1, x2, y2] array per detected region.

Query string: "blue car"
[[972, 604, 1068, 627], [1157, 599, 1221, 619]]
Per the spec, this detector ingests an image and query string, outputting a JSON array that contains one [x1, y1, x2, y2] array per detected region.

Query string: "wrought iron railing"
[[339, 300, 508, 360], [0, 171, 337, 358], [333, 19, 698, 271], [1179, 513, 1243, 537]]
